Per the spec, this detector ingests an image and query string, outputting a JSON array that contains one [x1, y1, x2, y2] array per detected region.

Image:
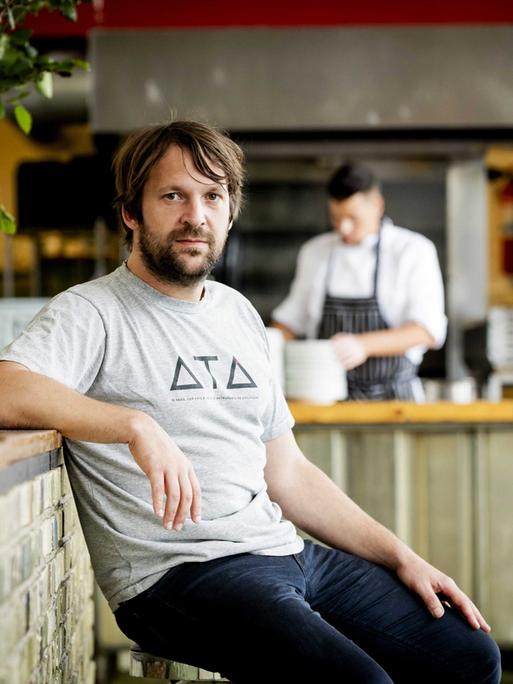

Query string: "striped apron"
[[317, 230, 419, 400]]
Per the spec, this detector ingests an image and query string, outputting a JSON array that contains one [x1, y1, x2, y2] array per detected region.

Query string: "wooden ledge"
[[0, 429, 62, 471], [288, 400, 513, 425]]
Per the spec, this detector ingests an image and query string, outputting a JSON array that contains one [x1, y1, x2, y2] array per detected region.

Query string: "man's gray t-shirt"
[[0, 262, 304, 610]]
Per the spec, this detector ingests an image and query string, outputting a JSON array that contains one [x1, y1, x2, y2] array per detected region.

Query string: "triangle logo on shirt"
[[170, 357, 204, 390], [227, 357, 257, 389]]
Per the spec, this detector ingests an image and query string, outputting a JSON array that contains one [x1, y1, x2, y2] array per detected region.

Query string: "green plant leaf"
[[72, 58, 90, 71], [25, 44, 38, 59], [12, 6, 29, 24], [0, 100, 5, 118], [0, 35, 9, 61], [36, 71, 53, 98], [7, 8, 16, 30], [10, 29, 33, 44], [0, 206, 16, 235], [8, 89, 30, 104], [60, 5, 77, 21], [14, 104, 32, 134]]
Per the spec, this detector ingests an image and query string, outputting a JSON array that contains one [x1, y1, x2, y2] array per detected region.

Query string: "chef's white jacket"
[[272, 219, 447, 366]]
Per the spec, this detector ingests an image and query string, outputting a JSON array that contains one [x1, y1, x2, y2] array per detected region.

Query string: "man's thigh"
[[301, 540, 501, 684], [115, 551, 393, 683]]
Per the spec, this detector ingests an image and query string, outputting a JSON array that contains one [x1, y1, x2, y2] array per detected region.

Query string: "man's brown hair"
[[112, 120, 245, 247]]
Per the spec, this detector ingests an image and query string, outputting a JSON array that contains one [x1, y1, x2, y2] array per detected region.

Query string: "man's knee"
[[448, 632, 502, 684], [472, 636, 502, 684]]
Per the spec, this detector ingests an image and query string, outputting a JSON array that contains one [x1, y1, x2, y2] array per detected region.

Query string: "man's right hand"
[[128, 413, 202, 531]]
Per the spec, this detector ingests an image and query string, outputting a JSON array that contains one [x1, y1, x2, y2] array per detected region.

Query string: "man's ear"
[[121, 206, 138, 231], [375, 192, 385, 217]]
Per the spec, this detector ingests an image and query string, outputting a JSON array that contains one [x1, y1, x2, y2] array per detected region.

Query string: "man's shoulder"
[[62, 269, 121, 307], [208, 281, 265, 330], [298, 232, 337, 261], [208, 280, 255, 311], [36, 269, 122, 326], [384, 221, 436, 254], [302, 232, 336, 250]]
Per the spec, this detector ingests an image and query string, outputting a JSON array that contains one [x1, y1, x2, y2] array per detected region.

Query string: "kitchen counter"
[[289, 400, 513, 424]]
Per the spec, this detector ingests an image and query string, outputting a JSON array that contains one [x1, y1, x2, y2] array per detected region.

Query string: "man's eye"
[[207, 192, 220, 201], [164, 192, 179, 200]]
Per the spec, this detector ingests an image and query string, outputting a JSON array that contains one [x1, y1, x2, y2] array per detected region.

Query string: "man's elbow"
[[425, 331, 437, 349], [409, 323, 438, 350], [0, 361, 31, 426]]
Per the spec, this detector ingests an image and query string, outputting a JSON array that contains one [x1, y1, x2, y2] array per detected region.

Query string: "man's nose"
[[337, 218, 354, 236], [180, 197, 206, 226]]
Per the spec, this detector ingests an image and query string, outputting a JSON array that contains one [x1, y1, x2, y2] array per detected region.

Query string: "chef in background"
[[271, 162, 447, 401]]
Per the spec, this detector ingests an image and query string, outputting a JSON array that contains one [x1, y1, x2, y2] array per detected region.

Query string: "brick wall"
[[0, 448, 95, 684]]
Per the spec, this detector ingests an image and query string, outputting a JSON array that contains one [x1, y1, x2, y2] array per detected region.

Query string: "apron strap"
[[324, 220, 384, 299]]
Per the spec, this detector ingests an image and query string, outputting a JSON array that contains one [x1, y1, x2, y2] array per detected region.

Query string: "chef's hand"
[[331, 333, 368, 370]]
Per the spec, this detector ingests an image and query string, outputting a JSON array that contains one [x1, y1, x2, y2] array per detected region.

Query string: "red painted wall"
[[26, 0, 513, 36]]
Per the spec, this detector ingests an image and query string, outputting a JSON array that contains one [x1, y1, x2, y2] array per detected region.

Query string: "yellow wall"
[[486, 146, 513, 306], [0, 119, 95, 272]]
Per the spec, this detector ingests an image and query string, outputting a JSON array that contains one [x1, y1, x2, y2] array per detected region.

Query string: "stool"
[[129, 644, 230, 682]]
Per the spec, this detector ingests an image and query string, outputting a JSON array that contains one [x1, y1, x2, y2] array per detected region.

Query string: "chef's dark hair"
[[327, 162, 380, 201]]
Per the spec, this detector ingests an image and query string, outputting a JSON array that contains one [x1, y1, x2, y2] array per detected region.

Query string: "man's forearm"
[[359, 322, 435, 358], [0, 365, 143, 444], [273, 456, 413, 570]]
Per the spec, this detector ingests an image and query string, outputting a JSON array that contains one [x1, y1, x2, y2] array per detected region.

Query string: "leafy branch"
[[0, 0, 90, 234]]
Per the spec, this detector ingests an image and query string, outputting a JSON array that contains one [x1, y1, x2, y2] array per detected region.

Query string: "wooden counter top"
[[289, 400, 513, 425], [0, 429, 62, 471]]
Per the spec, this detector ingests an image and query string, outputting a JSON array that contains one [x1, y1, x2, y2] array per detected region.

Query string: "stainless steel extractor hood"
[[91, 25, 513, 133]]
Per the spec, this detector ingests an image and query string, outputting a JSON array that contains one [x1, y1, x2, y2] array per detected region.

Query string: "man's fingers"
[[472, 603, 491, 632], [419, 585, 445, 618], [189, 468, 202, 523], [150, 472, 165, 518], [162, 469, 202, 530], [150, 463, 202, 530], [441, 586, 484, 631], [436, 578, 490, 631], [163, 472, 181, 529], [171, 473, 193, 530], [469, 602, 491, 632], [334, 348, 357, 368]]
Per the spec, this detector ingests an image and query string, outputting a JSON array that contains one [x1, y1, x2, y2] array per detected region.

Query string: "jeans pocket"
[[292, 552, 305, 572]]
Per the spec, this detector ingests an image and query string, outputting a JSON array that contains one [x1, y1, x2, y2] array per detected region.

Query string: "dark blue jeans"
[[114, 539, 501, 683]]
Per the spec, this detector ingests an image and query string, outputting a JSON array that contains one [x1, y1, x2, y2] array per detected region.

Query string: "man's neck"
[[126, 253, 205, 302]]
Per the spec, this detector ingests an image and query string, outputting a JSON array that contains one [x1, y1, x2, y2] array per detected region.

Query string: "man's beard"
[[138, 222, 227, 287]]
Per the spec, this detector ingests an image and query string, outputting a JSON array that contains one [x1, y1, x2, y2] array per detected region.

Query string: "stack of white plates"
[[265, 327, 285, 388], [284, 340, 347, 403]]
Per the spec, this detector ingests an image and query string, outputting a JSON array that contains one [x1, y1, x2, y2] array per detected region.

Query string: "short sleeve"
[[402, 240, 447, 349], [260, 372, 295, 442], [0, 291, 106, 393]]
